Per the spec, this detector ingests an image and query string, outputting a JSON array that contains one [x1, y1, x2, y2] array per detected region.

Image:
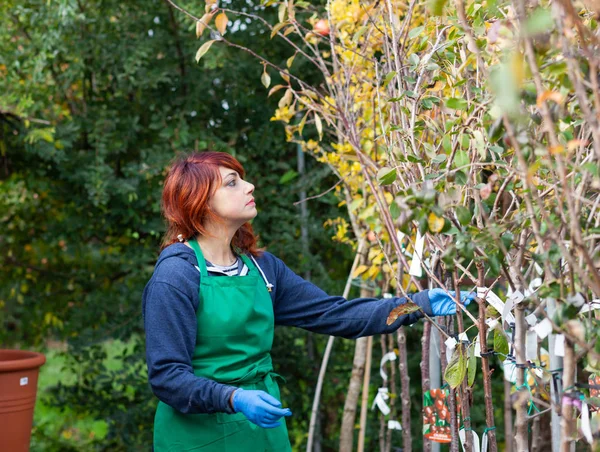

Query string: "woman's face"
[[208, 166, 257, 227]]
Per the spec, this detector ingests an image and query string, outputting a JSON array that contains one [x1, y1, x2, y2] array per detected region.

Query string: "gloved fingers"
[[261, 412, 287, 424], [258, 420, 282, 429], [459, 290, 477, 304], [258, 402, 292, 417], [257, 391, 282, 408]]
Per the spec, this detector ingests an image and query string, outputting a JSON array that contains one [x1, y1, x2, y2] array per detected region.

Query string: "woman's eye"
[[227, 180, 236, 187]]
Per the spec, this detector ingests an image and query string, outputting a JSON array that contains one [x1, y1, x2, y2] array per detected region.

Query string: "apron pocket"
[[216, 411, 248, 425]]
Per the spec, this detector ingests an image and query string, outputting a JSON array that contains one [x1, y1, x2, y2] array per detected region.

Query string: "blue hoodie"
[[142, 243, 433, 415]]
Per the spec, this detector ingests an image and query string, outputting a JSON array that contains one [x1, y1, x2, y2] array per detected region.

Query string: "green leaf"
[[456, 206, 471, 225], [446, 98, 468, 110], [352, 26, 368, 43], [383, 71, 397, 89], [454, 150, 469, 168], [408, 26, 424, 39], [467, 343, 477, 387], [429, 0, 448, 16], [386, 301, 422, 325], [525, 8, 554, 36], [377, 167, 397, 185], [431, 154, 447, 164], [494, 329, 509, 356], [279, 169, 298, 184], [390, 200, 401, 220], [195, 40, 215, 63], [444, 347, 467, 389], [454, 170, 467, 185]]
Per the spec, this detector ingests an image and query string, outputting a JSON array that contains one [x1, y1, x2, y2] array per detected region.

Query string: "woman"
[[143, 151, 474, 451]]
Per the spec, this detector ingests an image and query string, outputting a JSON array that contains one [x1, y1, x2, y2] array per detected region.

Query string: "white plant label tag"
[[20, 377, 28, 386], [525, 314, 537, 327], [534, 318, 552, 339], [526, 330, 538, 361], [554, 334, 565, 357], [408, 231, 425, 277]]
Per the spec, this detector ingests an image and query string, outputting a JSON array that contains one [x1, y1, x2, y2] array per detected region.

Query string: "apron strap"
[[189, 240, 252, 278], [188, 239, 208, 278]]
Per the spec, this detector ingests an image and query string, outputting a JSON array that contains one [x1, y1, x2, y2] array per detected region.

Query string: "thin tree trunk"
[[340, 336, 368, 452], [386, 334, 398, 452], [446, 317, 459, 452], [379, 335, 388, 452], [397, 326, 411, 452], [514, 304, 529, 451], [453, 270, 472, 452], [421, 321, 432, 452], [308, 244, 364, 452], [357, 335, 373, 452], [531, 415, 541, 451], [476, 262, 498, 452], [504, 378, 513, 452], [560, 336, 576, 452]]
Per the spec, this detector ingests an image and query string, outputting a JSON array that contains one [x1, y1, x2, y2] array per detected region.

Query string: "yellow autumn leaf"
[[195, 40, 215, 63], [261, 69, 271, 89], [215, 12, 228, 35], [196, 12, 215, 38], [352, 264, 368, 278], [314, 113, 323, 140], [287, 54, 296, 68], [428, 212, 444, 233]]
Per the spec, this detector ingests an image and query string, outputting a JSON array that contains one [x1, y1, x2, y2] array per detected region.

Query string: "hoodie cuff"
[[220, 385, 238, 414], [410, 289, 433, 317]]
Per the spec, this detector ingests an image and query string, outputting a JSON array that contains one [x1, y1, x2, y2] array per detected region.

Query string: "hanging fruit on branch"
[[313, 19, 330, 36]]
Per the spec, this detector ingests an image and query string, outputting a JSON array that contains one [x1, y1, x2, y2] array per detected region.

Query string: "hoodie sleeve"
[[143, 279, 237, 414], [270, 255, 433, 339]]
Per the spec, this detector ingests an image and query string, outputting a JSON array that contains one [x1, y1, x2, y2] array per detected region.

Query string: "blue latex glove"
[[232, 389, 292, 428], [429, 288, 477, 316]]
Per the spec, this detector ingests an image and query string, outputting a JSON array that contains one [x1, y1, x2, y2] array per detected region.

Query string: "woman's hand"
[[428, 288, 476, 316], [232, 389, 292, 428]]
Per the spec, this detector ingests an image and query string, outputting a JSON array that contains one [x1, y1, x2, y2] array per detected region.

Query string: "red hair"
[[160, 151, 261, 256]]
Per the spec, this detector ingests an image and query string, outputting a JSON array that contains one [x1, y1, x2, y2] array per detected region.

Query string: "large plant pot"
[[0, 350, 46, 452]]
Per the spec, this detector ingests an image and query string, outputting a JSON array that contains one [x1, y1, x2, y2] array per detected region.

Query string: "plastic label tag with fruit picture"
[[422, 387, 461, 443]]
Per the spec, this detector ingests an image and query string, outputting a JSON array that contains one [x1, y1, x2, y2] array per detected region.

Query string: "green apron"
[[153, 241, 292, 452]]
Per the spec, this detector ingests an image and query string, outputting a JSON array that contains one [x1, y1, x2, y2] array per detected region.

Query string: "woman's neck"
[[193, 225, 238, 266]]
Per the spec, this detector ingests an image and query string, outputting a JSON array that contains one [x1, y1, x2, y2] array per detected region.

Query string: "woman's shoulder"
[[151, 243, 200, 286]]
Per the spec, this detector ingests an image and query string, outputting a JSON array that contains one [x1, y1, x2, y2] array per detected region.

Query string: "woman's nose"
[[246, 181, 255, 193]]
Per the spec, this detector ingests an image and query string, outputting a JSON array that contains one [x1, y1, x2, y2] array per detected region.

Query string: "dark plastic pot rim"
[[0, 349, 46, 372]]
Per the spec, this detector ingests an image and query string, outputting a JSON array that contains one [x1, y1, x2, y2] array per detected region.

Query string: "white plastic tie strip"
[[379, 352, 397, 382], [459, 428, 481, 452], [445, 336, 458, 364], [477, 287, 515, 326], [579, 299, 600, 315], [581, 401, 593, 444], [387, 420, 402, 431], [408, 231, 425, 277], [372, 387, 391, 416]]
